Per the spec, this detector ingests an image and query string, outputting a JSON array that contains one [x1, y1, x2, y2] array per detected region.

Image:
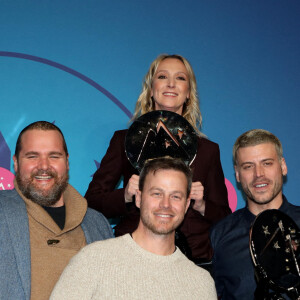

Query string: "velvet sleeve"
[[84, 130, 136, 218], [201, 142, 232, 222], [180, 137, 231, 258], [190, 137, 231, 223]]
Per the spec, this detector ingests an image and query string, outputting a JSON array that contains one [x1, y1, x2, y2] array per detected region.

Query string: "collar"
[[244, 195, 288, 228], [14, 180, 87, 235]]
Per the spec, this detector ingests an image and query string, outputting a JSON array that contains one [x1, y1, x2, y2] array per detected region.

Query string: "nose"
[[159, 195, 171, 209], [38, 157, 50, 170], [254, 165, 264, 178], [167, 77, 175, 88]]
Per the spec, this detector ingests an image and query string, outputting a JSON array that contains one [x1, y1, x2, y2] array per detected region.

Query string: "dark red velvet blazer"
[[85, 129, 231, 259]]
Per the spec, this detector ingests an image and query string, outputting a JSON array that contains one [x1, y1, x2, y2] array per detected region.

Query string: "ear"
[[234, 165, 240, 183], [66, 154, 70, 171], [185, 196, 191, 213], [281, 157, 288, 176], [187, 90, 190, 100], [13, 155, 18, 173], [135, 190, 142, 209]]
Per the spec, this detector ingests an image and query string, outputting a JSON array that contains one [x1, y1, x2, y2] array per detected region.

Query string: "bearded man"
[[210, 129, 300, 300], [0, 121, 113, 300]]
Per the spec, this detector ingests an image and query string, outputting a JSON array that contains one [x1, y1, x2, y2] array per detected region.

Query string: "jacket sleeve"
[[180, 139, 232, 259], [189, 139, 231, 224], [202, 143, 232, 223], [210, 225, 225, 298], [82, 208, 114, 244], [84, 130, 136, 218], [0, 190, 31, 300]]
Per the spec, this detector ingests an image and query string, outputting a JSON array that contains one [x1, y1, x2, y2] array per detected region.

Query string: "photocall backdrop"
[[1, 1, 299, 213]]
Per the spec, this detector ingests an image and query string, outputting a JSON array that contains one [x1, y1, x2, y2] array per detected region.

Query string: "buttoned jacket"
[[0, 188, 113, 300]]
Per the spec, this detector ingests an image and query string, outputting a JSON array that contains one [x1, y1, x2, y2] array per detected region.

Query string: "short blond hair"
[[233, 129, 283, 165]]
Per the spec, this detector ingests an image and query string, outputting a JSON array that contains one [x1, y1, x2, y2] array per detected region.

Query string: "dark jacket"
[[85, 129, 231, 259]]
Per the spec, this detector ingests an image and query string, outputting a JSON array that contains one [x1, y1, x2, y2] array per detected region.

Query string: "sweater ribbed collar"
[[123, 234, 185, 264]]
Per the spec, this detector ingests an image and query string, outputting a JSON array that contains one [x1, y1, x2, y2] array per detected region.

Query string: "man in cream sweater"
[[51, 156, 217, 299]]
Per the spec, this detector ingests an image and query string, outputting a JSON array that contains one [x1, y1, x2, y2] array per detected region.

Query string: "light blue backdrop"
[[1, 0, 299, 210]]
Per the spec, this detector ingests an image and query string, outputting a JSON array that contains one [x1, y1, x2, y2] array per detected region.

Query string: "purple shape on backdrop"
[[94, 160, 100, 170], [0, 131, 11, 170], [90, 160, 101, 176], [0, 51, 133, 118]]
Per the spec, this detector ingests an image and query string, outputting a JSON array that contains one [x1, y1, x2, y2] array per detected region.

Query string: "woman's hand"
[[190, 181, 205, 215], [124, 175, 140, 203]]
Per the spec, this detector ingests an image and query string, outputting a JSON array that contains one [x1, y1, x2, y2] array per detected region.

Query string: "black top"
[[43, 205, 66, 230], [210, 196, 300, 300]]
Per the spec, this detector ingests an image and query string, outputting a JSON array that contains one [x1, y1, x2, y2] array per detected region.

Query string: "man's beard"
[[16, 169, 69, 207], [140, 203, 184, 236], [243, 177, 283, 207]]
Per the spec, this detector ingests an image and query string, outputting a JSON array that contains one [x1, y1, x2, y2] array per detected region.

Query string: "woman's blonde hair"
[[132, 54, 202, 134]]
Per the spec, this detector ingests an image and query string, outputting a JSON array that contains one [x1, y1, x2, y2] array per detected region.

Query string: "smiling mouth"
[[154, 213, 174, 219], [35, 175, 53, 180], [32, 169, 56, 181], [163, 92, 177, 96], [252, 182, 270, 191], [255, 183, 267, 188]]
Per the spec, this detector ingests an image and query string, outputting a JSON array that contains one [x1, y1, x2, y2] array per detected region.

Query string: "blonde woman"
[[85, 54, 231, 262]]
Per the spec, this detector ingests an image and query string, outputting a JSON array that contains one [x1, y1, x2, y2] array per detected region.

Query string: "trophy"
[[125, 110, 198, 171], [250, 209, 300, 299]]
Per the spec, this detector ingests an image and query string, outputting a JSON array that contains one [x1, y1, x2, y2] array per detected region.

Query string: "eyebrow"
[[49, 151, 64, 156], [24, 151, 64, 156], [240, 158, 275, 165], [156, 70, 188, 75], [149, 187, 163, 192], [149, 187, 185, 195], [24, 151, 39, 156]]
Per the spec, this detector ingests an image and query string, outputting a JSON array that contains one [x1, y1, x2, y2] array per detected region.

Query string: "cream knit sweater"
[[51, 234, 217, 299]]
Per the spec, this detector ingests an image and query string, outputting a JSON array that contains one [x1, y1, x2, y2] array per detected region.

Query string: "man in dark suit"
[[210, 129, 300, 299]]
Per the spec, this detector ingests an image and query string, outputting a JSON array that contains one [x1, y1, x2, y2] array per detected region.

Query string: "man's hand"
[[124, 175, 139, 203], [190, 181, 205, 215]]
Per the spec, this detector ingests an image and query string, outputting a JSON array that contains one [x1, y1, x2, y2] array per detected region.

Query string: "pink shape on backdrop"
[[225, 178, 237, 212], [0, 167, 15, 190]]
